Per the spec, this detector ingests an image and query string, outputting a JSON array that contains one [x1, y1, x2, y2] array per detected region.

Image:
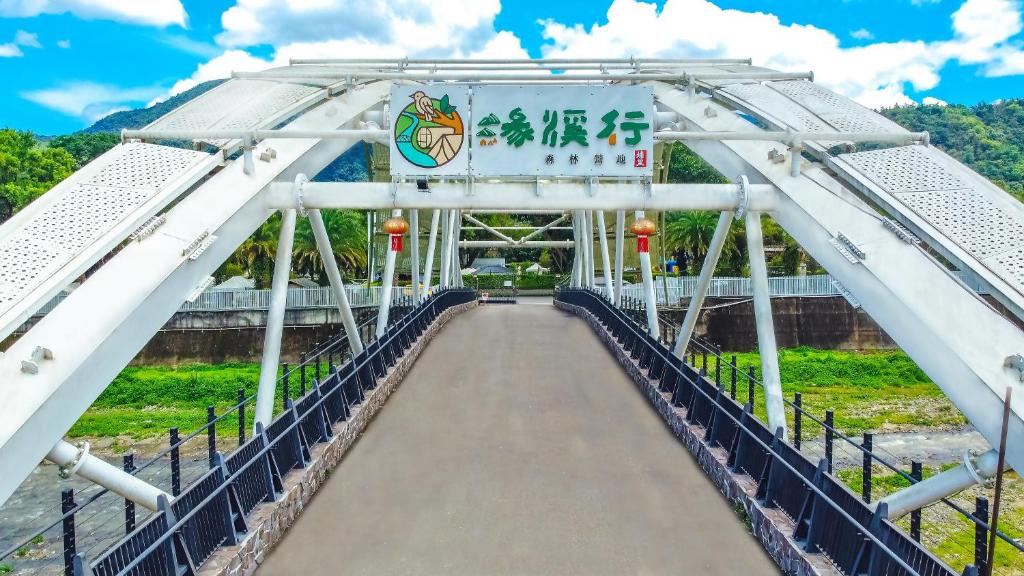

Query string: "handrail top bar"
[[289, 57, 754, 66], [231, 70, 813, 82]]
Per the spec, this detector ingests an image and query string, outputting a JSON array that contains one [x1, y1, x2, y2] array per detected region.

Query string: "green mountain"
[[883, 100, 1024, 200], [82, 80, 225, 133]]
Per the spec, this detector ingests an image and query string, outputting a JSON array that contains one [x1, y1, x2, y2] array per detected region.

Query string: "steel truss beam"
[[264, 182, 777, 211]]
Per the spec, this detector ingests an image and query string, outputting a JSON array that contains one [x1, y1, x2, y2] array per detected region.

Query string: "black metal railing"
[[2, 290, 472, 576], [556, 288, 964, 576]]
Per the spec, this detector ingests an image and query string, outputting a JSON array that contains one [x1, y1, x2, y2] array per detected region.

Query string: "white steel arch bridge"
[[1, 57, 1022, 574]]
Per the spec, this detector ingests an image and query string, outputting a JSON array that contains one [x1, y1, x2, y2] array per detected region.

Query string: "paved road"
[[259, 302, 778, 575]]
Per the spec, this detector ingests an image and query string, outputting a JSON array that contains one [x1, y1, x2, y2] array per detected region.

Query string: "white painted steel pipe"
[[122, 128, 388, 143], [462, 213, 516, 243], [596, 211, 615, 300], [452, 210, 463, 287], [439, 209, 451, 288], [614, 211, 625, 305], [654, 130, 928, 146], [460, 240, 574, 248], [236, 70, 812, 83], [409, 210, 421, 301], [376, 209, 402, 338], [519, 214, 570, 241], [266, 182, 778, 212], [255, 208, 297, 429], [745, 211, 786, 439], [583, 211, 595, 288], [47, 440, 170, 511], [636, 211, 660, 339], [422, 209, 440, 295], [290, 57, 753, 66], [879, 450, 1001, 519], [571, 213, 582, 287], [673, 211, 734, 358], [309, 208, 363, 355]]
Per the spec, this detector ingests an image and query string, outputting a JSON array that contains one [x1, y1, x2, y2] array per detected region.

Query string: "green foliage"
[[883, 100, 1024, 200], [48, 132, 119, 167], [0, 128, 76, 210], [466, 273, 565, 290], [725, 347, 965, 436], [0, 563, 11, 573], [667, 143, 728, 183]]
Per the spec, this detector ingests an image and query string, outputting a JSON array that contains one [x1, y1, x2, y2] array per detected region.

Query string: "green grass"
[[718, 347, 966, 437], [68, 363, 295, 439]]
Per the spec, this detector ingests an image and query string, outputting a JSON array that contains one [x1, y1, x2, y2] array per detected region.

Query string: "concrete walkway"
[[259, 303, 778, 575]]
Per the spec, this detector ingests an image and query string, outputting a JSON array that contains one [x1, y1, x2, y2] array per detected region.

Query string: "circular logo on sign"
[[394, 91, 464, 169]]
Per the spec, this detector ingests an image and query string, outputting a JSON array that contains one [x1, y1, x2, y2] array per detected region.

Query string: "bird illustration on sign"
[[394, 91, 464, 168]]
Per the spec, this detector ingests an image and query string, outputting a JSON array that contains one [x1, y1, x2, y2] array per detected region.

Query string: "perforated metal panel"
[[719, 83, 834, 133], [768, 80, 906, 134], [0, 143, 214, 334], [144, 79, 323, 142], [833, 144, 1024, 311]]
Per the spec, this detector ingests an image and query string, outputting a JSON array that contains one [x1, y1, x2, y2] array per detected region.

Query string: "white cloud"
[[850, 28, 874, 40], [162, 49, 274, 99], [14, 30, 39, 47], [56, 39, 70, 49], [0, 0, 187, 27], [21, 81, 164, 122], [0, 28, 41, 57], [923, 96, 949, 106], [537, 0, 1024, 108]]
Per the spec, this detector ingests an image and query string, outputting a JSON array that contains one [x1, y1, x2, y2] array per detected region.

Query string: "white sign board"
[[470, 85, 654, 178], [389, 85, 470, 176]]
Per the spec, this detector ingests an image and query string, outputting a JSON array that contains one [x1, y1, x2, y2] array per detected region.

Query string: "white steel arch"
[[0, 60, 1021, 517]]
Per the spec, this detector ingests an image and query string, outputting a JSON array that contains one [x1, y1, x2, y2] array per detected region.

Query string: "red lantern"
[[631, 218, 656, 254], [383, 217, 409, 252]]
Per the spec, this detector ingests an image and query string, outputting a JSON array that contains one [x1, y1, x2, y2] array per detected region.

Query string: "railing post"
[[747, 366, 755, 408], [123, 454, 136, 534], [730, 355, 737, 400], [824, 410, 834, 475], [862, 432, 873, 503], [299, 353, 307, 393], [314, 347, 321, 386], [794, 393, 802, 450], [207, 405, 217, 468], [975, 496, 989, 573], [715, 353, 721, 388], [910, 461, 922, 541], [702, 349, 707, 372], [237, 388, 246, 446], [61, 488, 75, 576], [282, 362, 290, 412], [169, 427, 181, 496]]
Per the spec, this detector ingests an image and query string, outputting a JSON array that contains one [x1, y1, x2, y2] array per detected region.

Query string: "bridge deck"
[[259, 300, 777, 575]]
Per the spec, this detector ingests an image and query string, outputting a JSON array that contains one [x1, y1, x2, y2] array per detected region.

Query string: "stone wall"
[[198, 300, 477, 576], [555, 299, 839, 576]]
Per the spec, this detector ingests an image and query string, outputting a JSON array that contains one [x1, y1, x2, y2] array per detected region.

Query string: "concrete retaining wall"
[[198, 300, 477, 576], [556, 300, 839, 576]]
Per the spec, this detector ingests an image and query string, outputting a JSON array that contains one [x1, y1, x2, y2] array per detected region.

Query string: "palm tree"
[[665, 211, 719, 273], [232, 215, 280, 288], [292, 209, 367, 283]]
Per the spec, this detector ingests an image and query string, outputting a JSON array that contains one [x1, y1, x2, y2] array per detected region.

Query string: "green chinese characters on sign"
[[500, 107, 534, 148], [559, 110, 588, 147], [542, 109, 558, 147]]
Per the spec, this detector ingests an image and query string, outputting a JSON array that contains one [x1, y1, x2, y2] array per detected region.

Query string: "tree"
[[292, 209, 367, 283], [665, 211, 722, 273], [48, 133, 119, 167], [232, 215, 280, 289], [0, 129, 76, 210]]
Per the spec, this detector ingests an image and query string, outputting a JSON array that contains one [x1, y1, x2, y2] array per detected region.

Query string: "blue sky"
[[0, 0, 1022, 135]]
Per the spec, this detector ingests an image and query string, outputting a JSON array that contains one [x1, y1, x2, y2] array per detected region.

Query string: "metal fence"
[[34, 285, 418, 317], [557, 288, 960, 576], [8, 289, 475, 576], [622, 271, 988, 305]]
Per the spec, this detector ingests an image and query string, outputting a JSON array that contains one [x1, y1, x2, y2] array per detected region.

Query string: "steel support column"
[[255, 208, 297, 429], [309, 207, 364, 355], [409, 209, 421, 301], [636, 210, 660, 339], [47, 440, 169, 511], [422, 209, 440, 296], [673, 210, 733, 358], [375, 209, 401, 338], [584, 211, 595, 288], [614, 210, 625, 305], [439, 209, 451, 288], [596, 211, 614, 300], [745, 211, 786, 438]]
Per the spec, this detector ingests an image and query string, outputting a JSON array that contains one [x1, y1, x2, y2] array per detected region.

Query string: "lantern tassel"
[[391, 235, 403, 252], [637, 236, 649, 253]]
